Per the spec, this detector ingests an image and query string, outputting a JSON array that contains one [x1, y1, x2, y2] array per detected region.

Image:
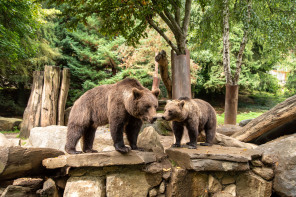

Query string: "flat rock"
[[217, 124, 242, 136], [1, 185, 35, 197], [0, 133, 12, 147], [0, 146, 64, 181], [166, 145, 261, 171], [43, 150, 156, 169], [252, 167, 274, 181]]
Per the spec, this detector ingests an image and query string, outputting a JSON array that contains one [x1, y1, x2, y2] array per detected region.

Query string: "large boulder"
[[0, 117, 22, 131], [137, 126, 164, 154], [0, 133, 12, 147], [257, 134, 296, 197], [0, 146, 64, 181]]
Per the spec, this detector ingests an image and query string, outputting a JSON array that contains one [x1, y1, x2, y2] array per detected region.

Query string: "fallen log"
[[232, 94, 296, 142]]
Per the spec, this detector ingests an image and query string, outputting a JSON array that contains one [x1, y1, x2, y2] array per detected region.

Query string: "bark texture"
[[155, 50, 172, 98], [58, 68, 70, 125], [20, 71, 44, 138], [41, 66, 61, 127], [224, 85, 239, 125], [232, 94, 296, 142]]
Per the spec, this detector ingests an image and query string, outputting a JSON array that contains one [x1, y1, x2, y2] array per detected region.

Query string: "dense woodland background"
[[1, 0, 295, 119]]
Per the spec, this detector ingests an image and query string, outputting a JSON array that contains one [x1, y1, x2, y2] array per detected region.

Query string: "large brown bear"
[[162, 97, 216, 149], [65, 78, 160, 154]]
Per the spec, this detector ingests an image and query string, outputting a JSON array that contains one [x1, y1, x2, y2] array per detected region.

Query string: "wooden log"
[[0, 146, 64, 181], [57, 68, 70, 126], [232, 94, 296, 142], [40, 66, 60, 127], [20, 71, 44, 138]]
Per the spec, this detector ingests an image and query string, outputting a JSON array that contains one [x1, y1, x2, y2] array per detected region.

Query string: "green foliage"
[[0, 126, 20, 134], [216, 111, 264, 125]]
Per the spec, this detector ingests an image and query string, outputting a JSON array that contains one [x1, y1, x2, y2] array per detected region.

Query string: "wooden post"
[[224, 84, 239, 125], [20, 71, 44, 138], [58, 68, 70, 125], [40, 66, 60, 127], [171, 49, 191, 99]]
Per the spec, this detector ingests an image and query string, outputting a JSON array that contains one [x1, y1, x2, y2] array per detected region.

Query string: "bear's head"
[[162, 100, 188, 122], [126, 88, 160, 123]]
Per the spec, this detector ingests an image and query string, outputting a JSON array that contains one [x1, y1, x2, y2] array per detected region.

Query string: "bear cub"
[[162, 97, 216, 149], [65, 78, 160, 154]]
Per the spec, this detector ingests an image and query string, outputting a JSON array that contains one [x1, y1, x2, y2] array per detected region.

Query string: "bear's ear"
[[132, 88, 143, 100], [179, 100, 185, 108], [152, 89, 160, 98]]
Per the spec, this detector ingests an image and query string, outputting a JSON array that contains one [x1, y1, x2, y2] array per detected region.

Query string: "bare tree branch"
[[147, 17, 179, 53], [182, 0, 192, 34]]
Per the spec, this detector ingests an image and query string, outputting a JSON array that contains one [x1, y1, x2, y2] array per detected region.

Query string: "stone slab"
[[43, 151, 156, 169], [166, 145, 262, 162]]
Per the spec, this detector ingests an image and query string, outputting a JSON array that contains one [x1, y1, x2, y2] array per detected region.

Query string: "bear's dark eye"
[[145, 105, 150, 110], [168, 110, 172, 114]]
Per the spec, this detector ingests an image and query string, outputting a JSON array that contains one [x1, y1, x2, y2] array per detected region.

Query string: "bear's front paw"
[[172, 143, 181, 148], [67, 150, 83, 154], [115, 146, 130, 154], [84, 149, 98, 153]]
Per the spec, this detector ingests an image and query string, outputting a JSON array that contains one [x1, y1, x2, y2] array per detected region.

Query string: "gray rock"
[[223, 184, 236, 196], [43, 151, 156, 169], [64, 176, 105, 197], [0, 133, 12, 147], [252, 167, 274, 181], [239, 118, 253, 127], [217, 124, 242, 136], [236, 171, 272, 197], [137, 126, 164, 154], [1, 185, 35, 197], [208, 175, 222, 194], [7, 138, 20, 147], [13, 178, 43, 191], [212, 191, 234, 197], [214, 133, 258, 149], [221, 175, 235, 185], [159, 181, 165, 194], [106, 170, 150, 197], [37, 178, 58, 197], [149, 188, 158, 197], [166, 145, 262, 171], [0, 117, 22, 131], [29, 126, 79, 152], [251, 159, 264, 167], [166, 169, 208, 197], [257, 134, 296, 196], [0, 146, 64, 181]]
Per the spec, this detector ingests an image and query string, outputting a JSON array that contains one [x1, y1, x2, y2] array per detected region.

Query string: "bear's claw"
[[84, 149, 98, 153], [115, 146, 130, 153], [200, 142, 212, 146], [172, 143, 181, 148]]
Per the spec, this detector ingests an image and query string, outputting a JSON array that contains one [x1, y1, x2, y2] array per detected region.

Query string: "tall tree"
[[49, 0, 193, 98]]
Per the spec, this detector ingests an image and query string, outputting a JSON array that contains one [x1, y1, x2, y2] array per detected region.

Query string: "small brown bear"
[[162, 97, 216, 149], [65, 78, 160, 154]]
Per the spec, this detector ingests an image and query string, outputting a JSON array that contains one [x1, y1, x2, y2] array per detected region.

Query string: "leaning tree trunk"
[[20, 71, 44, 138], [155, 50, 172, 98], [57, 68, 70, 125], [152, 53, 160, 92], [171, 49, 191, 99], [232, 94, 296, 142], [40, 66, 61, 127]]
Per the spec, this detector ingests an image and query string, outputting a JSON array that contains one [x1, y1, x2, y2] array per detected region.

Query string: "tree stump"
[[40, 66, 61, 127], [58, 68, 70, 125], [20, 71, 44, 138]]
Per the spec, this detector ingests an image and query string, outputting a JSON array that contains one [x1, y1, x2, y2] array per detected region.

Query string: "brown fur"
[[65, 78, 160, 154], [162, 97, 216, 149]]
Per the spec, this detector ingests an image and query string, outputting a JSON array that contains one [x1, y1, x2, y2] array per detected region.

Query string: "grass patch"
[[0, 126, 20, 134], [217, 111, 264, 125]]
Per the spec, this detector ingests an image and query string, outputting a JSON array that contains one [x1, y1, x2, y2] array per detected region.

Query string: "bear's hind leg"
[[186, 120, 198, 149], [172, 121, 184, 148], [125, 117, 142, 150], [65, 124, 84, 154], [82, 126, 98, 153], [201, 124, 216, 146]]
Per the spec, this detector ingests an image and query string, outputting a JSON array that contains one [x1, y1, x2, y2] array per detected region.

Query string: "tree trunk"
[[57, 68, 70, 126], [223, 0, 232, 85], [171, 49, 191, 99], [20, 71, 44, 138], [152, 53, 160, 91], [155, 50, 172, 98], [224, 85, 239, 125], [232, 94, 296, 142], [40, 66, 60, 127]]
